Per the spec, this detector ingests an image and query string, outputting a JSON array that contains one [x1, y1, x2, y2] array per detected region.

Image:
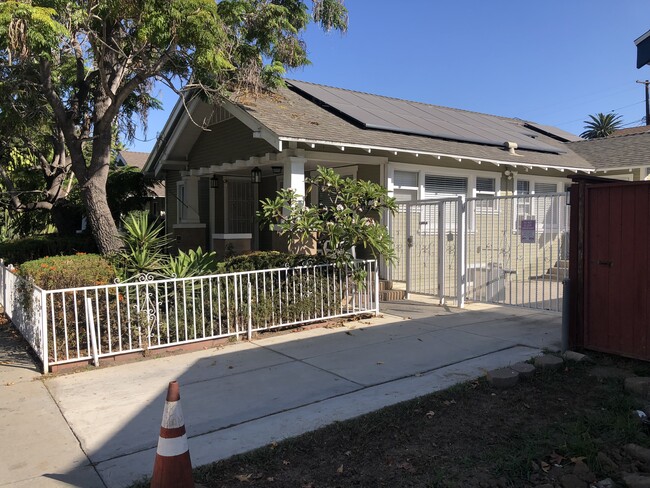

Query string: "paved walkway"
[[0, 303, 561, 488]]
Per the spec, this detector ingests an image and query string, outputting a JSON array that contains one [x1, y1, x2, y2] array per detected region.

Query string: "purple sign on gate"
[[521, 219, 536, 243]]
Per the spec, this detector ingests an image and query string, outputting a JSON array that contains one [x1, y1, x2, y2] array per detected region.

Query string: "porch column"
[[181, 175, 200, 223], [283, 157, 307, 205]]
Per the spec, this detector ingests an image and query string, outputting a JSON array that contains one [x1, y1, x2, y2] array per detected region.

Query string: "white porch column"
[[181, 175, 201, 223], [283, 157, 307, 204]]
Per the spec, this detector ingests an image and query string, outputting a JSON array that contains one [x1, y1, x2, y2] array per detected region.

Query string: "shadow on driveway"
[[41, 303, 560, 487]]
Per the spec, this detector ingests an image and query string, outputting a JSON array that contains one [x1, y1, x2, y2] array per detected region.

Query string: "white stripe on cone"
[[156, 435, 190, 457], [162, 401, 185, 429]]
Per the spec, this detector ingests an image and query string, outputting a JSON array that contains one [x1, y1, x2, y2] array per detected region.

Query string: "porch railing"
[[0, 260, 379, 372]]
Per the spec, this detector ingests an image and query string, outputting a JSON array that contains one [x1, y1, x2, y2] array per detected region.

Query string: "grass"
[[131, 353, 650, 487]]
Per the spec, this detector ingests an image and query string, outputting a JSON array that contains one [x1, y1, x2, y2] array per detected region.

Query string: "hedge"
[[0, 234, 97, 265]]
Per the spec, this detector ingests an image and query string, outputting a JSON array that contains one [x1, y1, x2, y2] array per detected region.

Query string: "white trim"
[[595, 165, 643, 173], [387, 161, 502, 200], [212, 233, 252, 239], [513, 174, 571, 194], [279, 136, 594, 174], [173, 223, 206, 229]]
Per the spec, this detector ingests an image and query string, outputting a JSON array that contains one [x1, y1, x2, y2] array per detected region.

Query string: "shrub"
[[114, 211, 172, 279], [167, 247, 219, 278], [0, 234, 97, 265], [217, 251, 328, 273], [19, 254, 116, 289]]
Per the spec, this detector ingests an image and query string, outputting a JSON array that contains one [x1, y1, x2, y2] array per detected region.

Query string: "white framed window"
[[475, 176, 497, 212], [513, 178, 567, 233], [176, 181, 186, 223], [423, 174, 468, 198], [645, 167, 650, 180], [516, 179, 530, 195], [534, 182, 559, 194], [393, 170, 418, 189]]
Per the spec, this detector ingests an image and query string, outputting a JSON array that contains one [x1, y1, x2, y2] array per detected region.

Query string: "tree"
[[0, 0, 348, 254], [0, 56, 74, 235], [580, 112, 623, 139], [258, 166, 397, 278]]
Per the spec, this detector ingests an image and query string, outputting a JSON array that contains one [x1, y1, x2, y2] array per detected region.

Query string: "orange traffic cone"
[[150, 381, 194, 488]]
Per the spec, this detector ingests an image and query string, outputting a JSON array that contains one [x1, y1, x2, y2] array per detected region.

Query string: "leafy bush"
[[0, 234, 97, 265], [19, 254, 116, 289], [217, 251, 328, 273]]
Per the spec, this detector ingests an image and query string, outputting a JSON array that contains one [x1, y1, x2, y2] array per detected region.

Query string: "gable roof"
[[607, 125, 650, 138], [117, 150, 165, 197], [567, 131, 650, 170], [146, 80, 595, 174], [235, 81, 593, 171], [117, 150, 150, 170]]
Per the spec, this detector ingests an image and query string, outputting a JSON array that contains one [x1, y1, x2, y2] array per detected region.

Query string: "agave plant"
[[115, 211, 172, 279], [167, 247, 219, 278]]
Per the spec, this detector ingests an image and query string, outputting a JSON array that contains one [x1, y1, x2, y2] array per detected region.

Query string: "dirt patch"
[[154, 353, 650, 488]]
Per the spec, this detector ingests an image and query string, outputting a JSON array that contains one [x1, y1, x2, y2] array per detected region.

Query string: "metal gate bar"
[[389, 193, 569, 311]]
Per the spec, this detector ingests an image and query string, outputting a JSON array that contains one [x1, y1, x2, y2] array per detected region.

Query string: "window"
[[394, 170, 418, 188], [516, 180, 530, 194], [227, 179, 253, 233], [421, 175, 467, 233], [645, 168, 650, 180], [176, 182, 186, 222], [475, 177, 497, 211], [534, 182, 558, 194], [424, 175, 468, 198]]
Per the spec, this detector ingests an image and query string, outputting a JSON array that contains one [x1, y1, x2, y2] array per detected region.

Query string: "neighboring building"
[[117, 150, 166, 220], [567, 129, 650, 181], [143, 80, 601, 259]]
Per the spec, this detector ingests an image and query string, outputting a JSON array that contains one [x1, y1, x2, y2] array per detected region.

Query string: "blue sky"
[[128, 1, 650, 152]]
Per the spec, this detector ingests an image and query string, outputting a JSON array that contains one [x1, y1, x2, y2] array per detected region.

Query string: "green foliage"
[[167, 247, 219, 278], [19, 254, 115, 289], [217, 251, 327, 273], [259, 167, 397, 270], [0, 0, 348, 255], [0, 234, 97, 265], [114, 211, 171, 278], [106, 167, 158, 222], [580, 112, 623, 139]]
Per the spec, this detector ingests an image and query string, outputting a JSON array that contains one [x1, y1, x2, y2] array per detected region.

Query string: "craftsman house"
[[143, 80, 603, 260]]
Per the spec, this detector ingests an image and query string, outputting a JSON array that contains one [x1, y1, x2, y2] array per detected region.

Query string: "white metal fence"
[[0, 260, 379, 372], [389, 193, 569, 311]]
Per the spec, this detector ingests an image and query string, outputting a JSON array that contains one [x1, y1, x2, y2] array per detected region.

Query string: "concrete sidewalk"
[[0, 303, 560, 488]]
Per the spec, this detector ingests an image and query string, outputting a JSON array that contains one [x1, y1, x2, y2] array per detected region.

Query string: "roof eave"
[[278, 136, 594, 174]]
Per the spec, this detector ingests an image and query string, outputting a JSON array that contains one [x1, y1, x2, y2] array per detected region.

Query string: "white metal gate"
[[389, 193, 570, 311], [390, 198, 464, 306]]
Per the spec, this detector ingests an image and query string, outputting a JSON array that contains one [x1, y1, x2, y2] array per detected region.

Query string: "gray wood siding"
[[188, 118, 275, 169]]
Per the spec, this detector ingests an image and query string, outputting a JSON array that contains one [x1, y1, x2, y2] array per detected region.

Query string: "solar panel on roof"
[[288, 80, 565, 154]]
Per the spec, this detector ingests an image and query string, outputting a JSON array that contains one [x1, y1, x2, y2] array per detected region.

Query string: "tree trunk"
[[82, 174, 122, 254]]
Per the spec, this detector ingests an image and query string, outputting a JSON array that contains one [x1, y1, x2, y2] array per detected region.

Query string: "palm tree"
[[580, 113, 623, 139]]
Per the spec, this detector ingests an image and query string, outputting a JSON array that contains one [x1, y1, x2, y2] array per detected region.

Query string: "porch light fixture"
[[271, 166, 282, 175], [210, 174, 219, 189], [251, 166, 262, 184]]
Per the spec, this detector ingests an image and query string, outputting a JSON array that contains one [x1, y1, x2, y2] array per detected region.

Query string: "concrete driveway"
[[1, 302, 560, 488]]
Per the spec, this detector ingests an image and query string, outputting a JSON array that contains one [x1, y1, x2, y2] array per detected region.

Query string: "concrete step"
[[379, 289, 406, 301], [379, 280, 393, 291]]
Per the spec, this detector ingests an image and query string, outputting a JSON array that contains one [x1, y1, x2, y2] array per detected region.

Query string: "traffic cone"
[[150, 380, 194, 488]]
